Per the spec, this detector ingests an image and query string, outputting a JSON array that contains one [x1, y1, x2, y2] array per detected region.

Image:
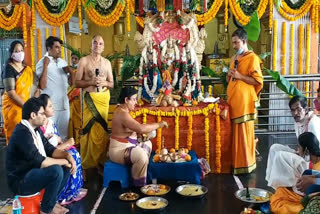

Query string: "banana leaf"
[[264, 68, 303, 97], [259, 52, 272, 61], [106, 53, 123, 62], [201, 65, 228, 90], [63, 43, 88, 58], [243, 11, 260, 42], [121, 54, 141, 83]]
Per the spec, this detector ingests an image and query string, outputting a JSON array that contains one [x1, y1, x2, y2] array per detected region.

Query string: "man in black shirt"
[[6, 97, 76, 214]]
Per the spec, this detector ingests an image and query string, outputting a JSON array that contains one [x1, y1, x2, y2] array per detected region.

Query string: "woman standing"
[[2, 40, 33, 145]]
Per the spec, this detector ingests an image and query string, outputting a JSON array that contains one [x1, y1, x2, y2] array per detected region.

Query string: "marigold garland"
[[269, 0, 273, 30], [45, 27, 49, 39], [143, 112, 147, 124], [306, 23, 310, 97], [298, 24, 303, 75], [78, 0, 82, 30], [35, 0, 77, 26], [272, 20, 277, 71], [157, 114, 162, 151], [0, 4, 22, 31], [196, 0, 224, 25], [31, 0, 36, 30], [52, 27, 56, 37], [83, 0, 125, 27], [215, 103, 221, 173], [30, 28, 35, 72], [175, 109, 180, 150], [229, 0, 268, 26], [281, 22, 286, 75], [22, 4, 27, 47], [187, 114, 193, 150], [278, 0, 312, 21], [60, 25, 65, 60], [126, 0, 131, 32], [290, 24, 294, 75], [37, 28, 42, 61], [224, 0, 228, 28], [203, 110, 209, 163]]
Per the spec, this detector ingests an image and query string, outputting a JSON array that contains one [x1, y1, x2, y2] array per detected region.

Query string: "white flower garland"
[[144, 72, 158, 97], [172, 69, 179, 87]]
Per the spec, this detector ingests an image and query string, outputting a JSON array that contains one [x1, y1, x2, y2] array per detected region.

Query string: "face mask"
[[11, 52, 25, 62], [236, 48, 244, 55]]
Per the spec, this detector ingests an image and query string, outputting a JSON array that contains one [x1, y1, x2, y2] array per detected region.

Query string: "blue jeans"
[[302, 169, 320, 195], [17, 165, 70, 213]]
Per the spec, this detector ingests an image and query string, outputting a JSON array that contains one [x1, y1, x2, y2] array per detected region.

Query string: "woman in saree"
[[109, 87, 168, 186], [270, 132, 320, 214], [39, 94, 87, 205], [2, 41, 34, 145]]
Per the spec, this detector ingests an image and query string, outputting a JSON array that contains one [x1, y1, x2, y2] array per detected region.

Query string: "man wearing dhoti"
[[266, 96, 320, 189], [226, 28, 263, 174], [75, 35, 113, 179], [109, 87, 168, 186]]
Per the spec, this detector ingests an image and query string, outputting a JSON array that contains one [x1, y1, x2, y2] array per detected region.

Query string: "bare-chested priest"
[[109, 87, 168, 186], [75, 35, 113, 179]]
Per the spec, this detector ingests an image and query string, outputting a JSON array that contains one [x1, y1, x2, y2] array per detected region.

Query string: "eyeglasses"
[[290, 107, 304, 113]]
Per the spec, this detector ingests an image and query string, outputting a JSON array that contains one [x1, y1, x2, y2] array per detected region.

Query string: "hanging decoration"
[[37, 28, 42, 61], [83, 0, 125, 27], [30, 28, 35, 71], [78, 0, 82, 30], [269, 0, 273, 30], [229, 0, 268, 26], [175, 109, 180, 150], [60, 25, 65, 59], [289, 24, 294, 75], [45, 27, 49, 39], [0, 5, 23, 31], [298, 24, 303, 75], [31, 0, 36, 30], [157, 114, 162, 151], [187, 114, 193, 150], [52, 27, 56, 36], [281, 22, 286, 75], [272, 20, 277, 71], [196, 0, 223, 25], [224, 0, 228, 29], [305, 23, 310, 97], [215, 103, 221, 173], [126, 0, 131, 32], [35, 0, 77, 26], [22, 4, 27, 46]]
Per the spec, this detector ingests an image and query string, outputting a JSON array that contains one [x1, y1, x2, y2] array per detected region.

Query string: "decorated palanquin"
[[130, 101, 232, 174], [134, 10, 207, 106]]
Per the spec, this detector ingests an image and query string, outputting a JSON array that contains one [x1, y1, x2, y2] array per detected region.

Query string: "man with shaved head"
[[75, 35, 113, 179]]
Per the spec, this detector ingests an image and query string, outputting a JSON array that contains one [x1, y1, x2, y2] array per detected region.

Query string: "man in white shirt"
[[266, 96, 320, 189], [36, 36, 72, 140]]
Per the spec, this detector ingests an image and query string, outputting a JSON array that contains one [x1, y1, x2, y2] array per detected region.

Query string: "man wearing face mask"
[[75, 35, 113, 180], [226, 28, 264, 175], [36, 36, 73, 141]]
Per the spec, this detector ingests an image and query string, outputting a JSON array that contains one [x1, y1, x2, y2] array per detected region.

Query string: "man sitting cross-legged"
[[6, 97, 76, 214]]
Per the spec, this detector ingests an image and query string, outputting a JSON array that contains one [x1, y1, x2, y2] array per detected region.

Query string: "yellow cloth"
[[68, 87, 81, 144], [80, 90, 110, 169], [2, 66, 33, 145], [227, 52, 263, 174], [270, 187, 303, 214]]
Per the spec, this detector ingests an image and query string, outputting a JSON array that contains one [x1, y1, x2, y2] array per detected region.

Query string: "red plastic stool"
[[18, 192, 41, 214]]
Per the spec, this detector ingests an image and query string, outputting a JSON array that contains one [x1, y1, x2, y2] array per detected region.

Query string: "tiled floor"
[[0, 134, 297, 213]]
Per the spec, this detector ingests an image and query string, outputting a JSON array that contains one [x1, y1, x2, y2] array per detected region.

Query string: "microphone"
[[95, 68, 100, 92], [232, 59, 238, 81]]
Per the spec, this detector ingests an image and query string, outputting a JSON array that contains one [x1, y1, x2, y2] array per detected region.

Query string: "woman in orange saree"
[[2, 41, 33, 145]]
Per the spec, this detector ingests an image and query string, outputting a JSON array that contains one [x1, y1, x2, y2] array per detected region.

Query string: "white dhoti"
[[266, 144, 308, 189]]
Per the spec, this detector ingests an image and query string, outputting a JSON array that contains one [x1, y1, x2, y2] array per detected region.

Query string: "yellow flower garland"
[[31, 0, 36, 30], [273, 20, 277, 71], [281, 22, 286, 75], [37, 28, 42, 61], [306, 23, 310, 97], [229, 0, 268, 26], [215, 103, 221, 173], [187, 114, 193, 150], [204, 111, 209, 163], [290, 24, 294, 75], [208, 85, 212, 97], [175, 109, 180, 150], [45, 27, 49, 39], [143, 113, 147, 124], [35, 0, 77, 26], [126, 0, 131, 32], [269, 0, 273, 30], [60, 25, 65, 60], [78, 0, 82, 30], [298, 24, 303, 75], [278, 0, 312, 21], [157, 114, 162, 151], [196, 0, 224, 25], [52, 27, 56, 37], [30, 28, 35, 72], [224, 0, 228, 28], [83, 0, 125, 27], [0, 4, 22, 31], [22, 4, 27, 47]]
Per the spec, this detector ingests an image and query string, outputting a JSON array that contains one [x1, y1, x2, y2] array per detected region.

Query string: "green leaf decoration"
[[121, 54, 141, 83], [189, 0, 199, 11], [106, 53, 123, 62], [85, 0, 96, 9], [259, 52, 272, 61], [264, 68, 303, 97], [243, 11, 260, 42], [63, 43, 88, 58], [201, 65, 228, 90]]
